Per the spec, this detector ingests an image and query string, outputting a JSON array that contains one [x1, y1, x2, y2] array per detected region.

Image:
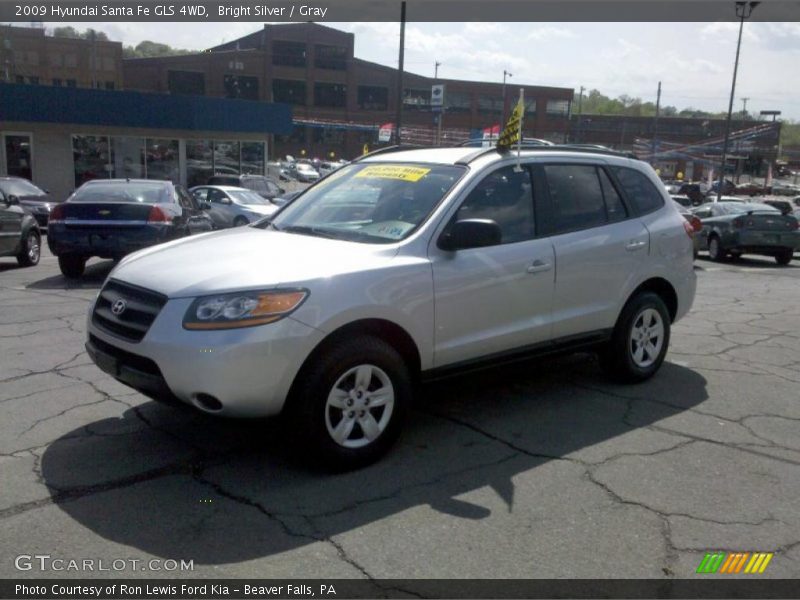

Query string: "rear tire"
[[707, 235, 726, 262], [58, 255, 86, 279], [775, 249, 793, 266], [16, 230, 41, 267], [599, 292, 671, 383], [287, 335, 411, 470]]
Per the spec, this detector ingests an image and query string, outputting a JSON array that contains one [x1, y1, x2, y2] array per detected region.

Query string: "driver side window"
[[454, 165, 535, 245], [207, 189, 227, 204]]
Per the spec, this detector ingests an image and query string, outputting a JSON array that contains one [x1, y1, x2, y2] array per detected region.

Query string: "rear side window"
[[611, 167, 665, 215], [544, 165, 608, 233]]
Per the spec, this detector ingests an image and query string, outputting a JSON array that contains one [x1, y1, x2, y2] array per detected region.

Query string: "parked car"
[[271, 190, 302, 207], [84, 146, 696, 469], [0, 176, 58, 230], [760, 198, 794, 215], [206, 174, 285, 201], [670, 194, 693, 207], [292, 162, 321, 183], [701, 195, 745, 204], [733, 182, 769, 196], [190, 185, 279, 228], [691, 201, 800, 265], [673, 200, 702, 259], [48, 179, 213, 278], [708, 179, 736, 195], [0, 192, 41, 267], [676, 183, 706, 205]]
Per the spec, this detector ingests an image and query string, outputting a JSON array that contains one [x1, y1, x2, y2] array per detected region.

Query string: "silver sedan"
[[190, 185, 279, 228]]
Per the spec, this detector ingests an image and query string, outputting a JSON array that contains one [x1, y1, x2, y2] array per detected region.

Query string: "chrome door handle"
[[625, 240, 647, 251], [527, 260, 552, 274]]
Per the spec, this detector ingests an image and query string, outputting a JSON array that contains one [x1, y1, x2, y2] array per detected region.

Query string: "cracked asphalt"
[[1, 246, 799, 583]]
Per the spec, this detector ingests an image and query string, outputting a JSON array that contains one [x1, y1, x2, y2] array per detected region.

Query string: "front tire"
[[775, 249, 793, 266], [58, 255, 86, 279], [233, 216, 249, 227], [288, 335, 411, 470], [600, 292, 671, 383], [16, 230, 41, 267]]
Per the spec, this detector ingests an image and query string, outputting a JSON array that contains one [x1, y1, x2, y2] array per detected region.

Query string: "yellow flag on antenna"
[[362, 143, 369, 156], [497, 97, 524, 150]]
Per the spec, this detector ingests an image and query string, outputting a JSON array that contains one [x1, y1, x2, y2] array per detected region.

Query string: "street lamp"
[[501, 70, 512, 127], [716, 1, 759, 201]]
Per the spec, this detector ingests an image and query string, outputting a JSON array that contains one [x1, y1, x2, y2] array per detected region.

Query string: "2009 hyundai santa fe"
[[85, 145, 697, 469]]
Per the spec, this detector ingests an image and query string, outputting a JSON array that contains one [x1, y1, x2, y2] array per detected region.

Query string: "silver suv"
[[85, 146, 697, 469]]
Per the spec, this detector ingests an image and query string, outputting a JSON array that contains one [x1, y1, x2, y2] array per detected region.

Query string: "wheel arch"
[[627, 277, 678, 323], [285, 318, 422, 409]]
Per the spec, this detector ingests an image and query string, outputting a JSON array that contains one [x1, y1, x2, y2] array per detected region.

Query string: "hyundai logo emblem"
[[111, 299, 127, 316]]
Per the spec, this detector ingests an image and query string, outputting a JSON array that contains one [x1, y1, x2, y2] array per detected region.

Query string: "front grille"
[[92, 280, 167, 342]]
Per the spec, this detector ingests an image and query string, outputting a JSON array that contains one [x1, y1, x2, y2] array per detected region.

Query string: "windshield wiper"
[[280, 225, 342, 239]]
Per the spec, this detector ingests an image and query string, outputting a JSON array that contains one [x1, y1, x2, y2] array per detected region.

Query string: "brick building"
[[0, 25, 123, 90], [122, 23, 574, 159]]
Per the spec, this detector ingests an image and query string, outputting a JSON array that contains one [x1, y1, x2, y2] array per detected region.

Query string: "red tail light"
[[683, 221, 694, 238], [49, 204, 66, 223], [147, 206, 171, 223], [689, 215, 703, 233]]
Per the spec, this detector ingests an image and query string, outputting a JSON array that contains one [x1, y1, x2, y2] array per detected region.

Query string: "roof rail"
[[457, 138, 554, 148], [351, 144, 429, 163], [455, 144, 639, 165]]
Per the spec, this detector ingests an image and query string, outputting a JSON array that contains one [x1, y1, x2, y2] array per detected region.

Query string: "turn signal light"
[[147, 206, 171, 223], [49, 204, 66, 223]]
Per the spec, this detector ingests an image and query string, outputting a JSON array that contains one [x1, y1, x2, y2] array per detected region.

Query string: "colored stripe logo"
[[697, 552, 773, 574]]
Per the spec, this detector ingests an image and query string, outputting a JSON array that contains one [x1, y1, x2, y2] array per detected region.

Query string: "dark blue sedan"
[[47, 179, 213, 278]]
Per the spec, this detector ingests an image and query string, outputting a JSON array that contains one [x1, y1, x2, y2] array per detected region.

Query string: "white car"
[[86, 146, 696, 469], [189, 185, 278, 228]]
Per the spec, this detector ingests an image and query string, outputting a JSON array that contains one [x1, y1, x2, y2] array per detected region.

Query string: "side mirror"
[[439, 219, 502, 251], [6, 194, 20, 206], [199, 201, 211, 210], [222, 198, 232, 205]]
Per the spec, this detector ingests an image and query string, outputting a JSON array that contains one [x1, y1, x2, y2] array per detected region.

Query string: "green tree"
[[123, 40, 192, 58]]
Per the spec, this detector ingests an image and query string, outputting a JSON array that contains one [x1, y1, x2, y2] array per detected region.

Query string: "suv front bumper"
[[86, 296, 324, 418]]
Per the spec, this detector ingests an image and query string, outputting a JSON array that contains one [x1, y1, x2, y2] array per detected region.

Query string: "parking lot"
[[1, 246, 799, 581]]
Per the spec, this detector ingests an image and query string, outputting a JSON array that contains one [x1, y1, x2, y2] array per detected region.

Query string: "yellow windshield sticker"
[[356, 165, 431, 182]]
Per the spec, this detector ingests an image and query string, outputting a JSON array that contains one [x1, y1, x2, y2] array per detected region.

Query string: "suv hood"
[[240, 203, 277, 215], [110, 228, 399, 298]]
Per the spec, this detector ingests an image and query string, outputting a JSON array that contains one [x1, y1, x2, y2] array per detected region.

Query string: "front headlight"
[[183, 289, 308, 330]]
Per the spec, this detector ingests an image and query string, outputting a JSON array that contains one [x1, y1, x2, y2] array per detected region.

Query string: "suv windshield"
[[265, 162, 466, 243], [72, 182, 169, 203]]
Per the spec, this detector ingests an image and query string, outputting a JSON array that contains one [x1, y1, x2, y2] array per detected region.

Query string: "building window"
[[146, 139, 179, 182], [314, 82, 347, 108], [52, 78, 62, 87], [546, 99, 570, 116], [272, 41, 306, 67], [73, 135, 112, 188], [66, 79, 77, 87], [275, 126, 307, 145], [25, 51, 39, 65], [214, 141, 240, 175], [112, 137, 145, 179], [224, 75, 259, 100], [64, 54, 77, 68], [358, 85, 388, 110], [312, 127, 345, 146], [314, 44, 347, 70], [4, 134, 33, 181], [525, 99, 536, 115], [241, 142, 265, 175], [186, 140, 213, 187], [446, 91, 471, 114], [168, 70, 205, 96], [105, 81, 115, 90], [403, 88, 430, 110], [272, 79, 306, 105], [477, 95, 502, 116]]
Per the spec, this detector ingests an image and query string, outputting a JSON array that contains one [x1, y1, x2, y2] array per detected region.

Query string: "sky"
[[33, 20, 800, 120]]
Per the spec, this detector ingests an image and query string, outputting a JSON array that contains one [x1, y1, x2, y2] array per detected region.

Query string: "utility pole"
[[576, 85, 585, 143], [651, 81, 661, 164], [434, 61, 442, 146], [90, 28, 97, 89], [394, 1, 406, 145], [741, 96, 749, 119]]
